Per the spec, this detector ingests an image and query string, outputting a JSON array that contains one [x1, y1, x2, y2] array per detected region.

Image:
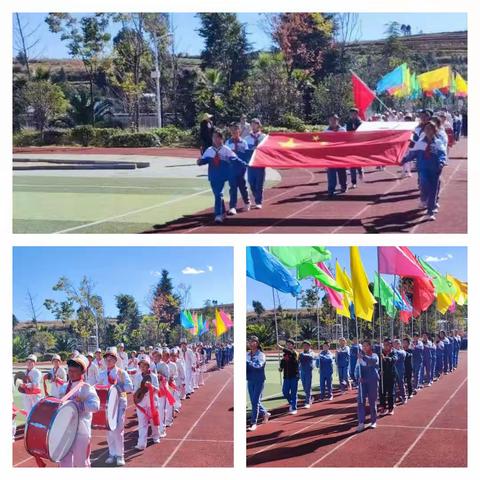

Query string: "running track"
[[13, 364, 233, 468], [247, 352, 467, 467], [148, 138, 467, 234]]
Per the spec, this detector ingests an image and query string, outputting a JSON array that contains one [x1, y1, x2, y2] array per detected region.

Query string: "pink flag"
[[316, 263, 343, 309], [219, 310, 234, 328], [448, 300, 456, 313], [378, 247, 427, 278]]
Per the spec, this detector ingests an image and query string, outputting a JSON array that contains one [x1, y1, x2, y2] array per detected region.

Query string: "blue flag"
[[376, 64, 404, 94], [246, 247, 301, 296], [391, 284, 412, 312], [180, 310, 195, 329]]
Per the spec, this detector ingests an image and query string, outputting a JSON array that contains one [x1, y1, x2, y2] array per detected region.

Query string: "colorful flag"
[[180, 310, 195, 329], [446, 275, 468, 306], [191, 312, 198, 335], [455, 73, 468, 97], [373, 273, 396, 318], [246, 246, 301, 296], [350, 247, 376, 321], [200, 319, 210, 335], [249, 130, 412, 169], [399, 289, 413, 324], [215, 309, 228, 337], [392, 284, 410, 311], [219, 310, 234, 328], [378, 247, 427, 278], [297, 262, 345, 292], [352, 73, 376, 120], [418, 66, 450, 92], [197, 314, 204, 334], [269, 246, 331, 268], [335, 261, 352, 318], [317, 263, 344, 309], [376, 64, 406, 94]]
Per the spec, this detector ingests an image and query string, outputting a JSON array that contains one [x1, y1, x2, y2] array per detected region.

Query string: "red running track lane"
[[246, 351, 467, 468], [13, 364, 233, 468], [146, 138, 467, 234]]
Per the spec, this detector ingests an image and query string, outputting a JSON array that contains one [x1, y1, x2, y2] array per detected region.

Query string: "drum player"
[[47, 354, 67, 398], [21, 354, 43, 416]]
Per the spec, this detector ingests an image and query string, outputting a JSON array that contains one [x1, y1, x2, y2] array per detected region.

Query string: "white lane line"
[[15, 184, 205, 191], [13, 456, 35, 467], [53, 188, 211, 234], [308, 434, 356, 467], [161, 374, 233, 467], [393, 376, 467, 467]]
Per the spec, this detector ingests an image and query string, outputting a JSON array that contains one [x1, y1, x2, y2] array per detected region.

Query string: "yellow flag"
[[215, 309, 228, 337], [455, 73, 468, 95], [437, 292, 453, 314], [335, 261, 352, 318], [350, 247, 376, 322], [446, 275, 468, 305], [418, 66, 450, 92]]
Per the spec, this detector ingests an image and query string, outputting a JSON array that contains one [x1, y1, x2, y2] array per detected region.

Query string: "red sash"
[[157, 377, 176, 406], [23, 372, 42, 395], [134, 382, 160, 426]]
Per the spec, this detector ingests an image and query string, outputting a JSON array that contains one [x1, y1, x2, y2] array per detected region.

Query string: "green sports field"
[[247, 357, 340, 413], [13, 389, 26, 426], [13, 175, 214, 233]]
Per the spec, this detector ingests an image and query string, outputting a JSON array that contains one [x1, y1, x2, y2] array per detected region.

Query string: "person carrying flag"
[[245, 118, 267, 209], [393, 339, 407, 404], [402, 337, 414, 399], [298, 340, 315, 408], [316, 341, 334, 401], [336, 337, 351, 393], [378, 338, 398, 415], [279, 339, 299, 415], [349, 337, 361, 388], [356, 340, 379, 432], [412, 333, 424, 392]]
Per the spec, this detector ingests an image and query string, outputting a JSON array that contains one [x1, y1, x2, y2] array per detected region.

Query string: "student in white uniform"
[[97, 346, 134, 466], [179, 339, 196, 398], [20, 354, 43, 416], [47, 354, 67, 398], [117, 343, 129, 370], [151, 348, 170, 437], [59, 355, 100, 467], [93, 348, 104, 372], [85, 352, 99, 386], [170, 348, 184, 411], [133, 355, 161, 451], [163, 348, 178, 427]]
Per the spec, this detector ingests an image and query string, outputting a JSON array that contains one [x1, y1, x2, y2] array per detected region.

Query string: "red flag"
[[250, 130, 411, 169], [352, 73, 376, 120]]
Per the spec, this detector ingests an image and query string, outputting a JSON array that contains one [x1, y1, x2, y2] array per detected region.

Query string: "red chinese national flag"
[[250, 130, 411, 169], [352, 73, 376, 120]]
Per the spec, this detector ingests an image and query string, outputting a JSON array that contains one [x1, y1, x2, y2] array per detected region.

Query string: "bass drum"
[[25, 397, 79, 462], [92, 385, 120, 431]]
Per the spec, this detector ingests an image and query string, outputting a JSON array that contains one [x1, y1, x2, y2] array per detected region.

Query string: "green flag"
[[417, 258, 455, 295], [269, 246, 331, 268], [373, 273, 396, 318], [297, 262, 345, 292]]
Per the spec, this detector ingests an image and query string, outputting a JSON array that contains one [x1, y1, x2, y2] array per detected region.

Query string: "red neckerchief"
[[213, 147, 221, 167], [107, 367, 117, 385], [232, 138, 240, 152], [65, 381, 73, 394]]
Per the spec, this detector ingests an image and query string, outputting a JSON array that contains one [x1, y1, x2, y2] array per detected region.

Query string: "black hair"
[[213, 128, 224, 139]]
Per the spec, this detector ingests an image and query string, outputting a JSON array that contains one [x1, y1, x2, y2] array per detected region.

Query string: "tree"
[[195, 68, 227, 122], [311, 73, 352, 123], [149, 270, 180, 328], [246, 323, 275, 346], [301, 286, 321, 314], [14, 13, 41, 80], [252, 300, 265, 319], [68, 88, 113, 125], [197, 13, 251, 89], [13, 314, 19, 329], [23, 80, 69, 135], [46, 14, 111, 126], [115, 294, 142, 333], [13, 333, 31, 359], [25, 289, 43, 329], [43, 298, 75, 324], [31, 329, 57, 355], [54, 331, 77, 352]]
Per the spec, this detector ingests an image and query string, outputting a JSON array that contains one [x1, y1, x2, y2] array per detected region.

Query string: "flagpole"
[[316, 291, 320, 352], [376, 248, 384, 398], [350, 69, 392, 113], [272, 287, 281, 385]]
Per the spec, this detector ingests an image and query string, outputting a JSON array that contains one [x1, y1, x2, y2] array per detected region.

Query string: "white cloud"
[[423, 254, 453, 263], [207, 265, 213, 272], [182, 266, 206, 275], [150, 270, 162, 277]]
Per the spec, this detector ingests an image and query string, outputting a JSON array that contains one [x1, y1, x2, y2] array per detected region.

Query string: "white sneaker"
[[370, 422, 377, 429], [328, 395, 334, 401], [244, 203, 251, 211], [254, 204, 262, 209], [248, 424, 257, 431], [428, 214, 436, 221], [419, 201, 427, 209], [432, 208, 439, 214], [288, 406, 292, 413], [289, 409, 298, 415], [160, 431, 167, 438], [105, 456, 115, 465], [263, 412, 271, 423], [388, 409, 394, 416], [214, 215, 223, 223], [357, 423, 365, 432], [227, 208, 237, 216], [134, 445, 145, 451], [304, 403, 311, 409], [153, 438, 161, 444], [116, 457, 125, 466]]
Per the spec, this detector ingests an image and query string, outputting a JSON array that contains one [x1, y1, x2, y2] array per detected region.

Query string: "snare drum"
[[24, 397, 79, 463], [92, 385, 120, 431]]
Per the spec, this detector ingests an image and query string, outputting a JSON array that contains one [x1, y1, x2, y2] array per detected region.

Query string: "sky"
[[13, 12, 467, 59], [13, 247, 233, 321], [247, 246, 467, 311]]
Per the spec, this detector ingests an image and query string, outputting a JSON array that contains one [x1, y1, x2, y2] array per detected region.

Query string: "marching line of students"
[[247, 329, 463, 432], [14, 339, 232, 467]]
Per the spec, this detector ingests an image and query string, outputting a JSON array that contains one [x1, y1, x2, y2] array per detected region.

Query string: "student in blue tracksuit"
[[325, 114, 347, 198], [379, 338, 398, 415], [298, 341, 315, 408], [439, 331, 452, 373], [429, 335, 437, 384], [215, 343, 223, 369], [410, 120, 447, 220], [197, 128, 247, 224], [446, 332, 455, 372], [349, 338, 361, 388], [412, 333, 424, 391], [245, 119, 267, 209], [402, 337, 414, 399], [226, 123, 250, 215], [393, 339, 407, 404], [435, 335, 445, 379], [279, 339, 299, 414], [316, 342, 334, 401], [247, 336, 270, 431], [452, 329, 461, 368], [336, 337, 350, 393], [421, 332, 433, 387], [356, 340, 379, 432]]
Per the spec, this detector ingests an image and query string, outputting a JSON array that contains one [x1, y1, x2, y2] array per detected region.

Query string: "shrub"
[[107, 132, 160, 148], [279, 113, 306, 132], [13, 131, 42, 147], [262, 126, 290, 134], [93, 128, 119, 147], [57, 351, 70, 361], [42, 128, 72, 145], [71, 125, 95, 146]]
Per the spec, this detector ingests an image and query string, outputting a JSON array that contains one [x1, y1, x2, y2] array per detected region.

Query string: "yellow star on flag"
[[279, 138, 297, 148], [312, 135, 320, 141]]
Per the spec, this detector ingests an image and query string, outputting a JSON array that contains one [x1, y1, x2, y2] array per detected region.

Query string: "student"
[[247, 336, 269, 431], [349, 337, 361, 388], [429, 335, 437, 384], [226, 123, 251, 214], [402, 337, 414, 399], [179, 339, 195, 398], [356, 340, 379, 432], [163, 348, 177, 428], [393, 339, 407, 404], [279, 339, 299, 414], [93, 348, 104, 372], [239, 114, 251, 138], [324, 114, 347, 198], [298, 340, 315, 408], [98, 346, 134, 466], [199, 113, 214, 154], [446, 331, 455, 372], [117, 343, 129, 370], [47, 354, 67, 398], [215, 343, 223, 370], [85, 352, 99, 386], [421, 333, 433, 387], [58, 355, 100, 467], [245, 118, 267, 209], [439, 331, 452, 373], [345, 108, 363, 188], [379, 338, 398, 415], [197, 128, 247, 224], [435, 334, 445, 380], [410, 120, 447, 220], [336, 337, 350, 393], [316, 342, 334, 401], [412, 333, 424, 392], [20, 354, 43, 416], [151, 347, 170, 437], [452, 329, 461, 369]]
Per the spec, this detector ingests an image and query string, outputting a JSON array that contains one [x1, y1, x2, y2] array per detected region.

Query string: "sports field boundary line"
[[161, 372, 233, 467], [53, 188, 211, 234], [15, 183, 207, 191], [308, 432, 356, 467], [393, 375, 467, 467]]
